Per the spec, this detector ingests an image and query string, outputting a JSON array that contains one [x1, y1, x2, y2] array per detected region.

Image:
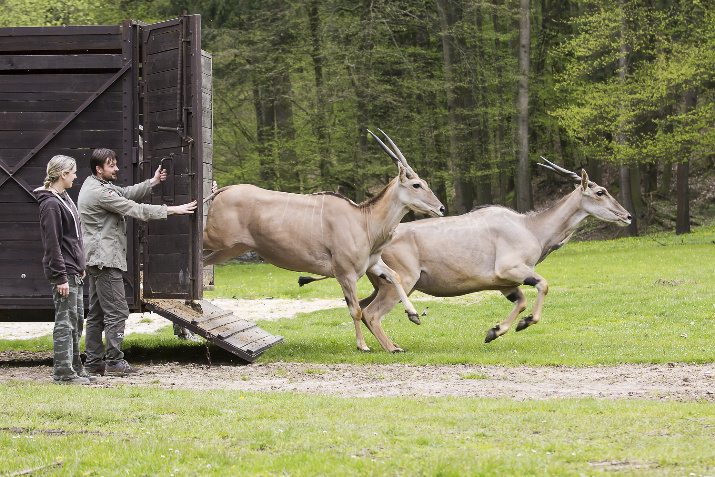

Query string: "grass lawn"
[[2, 225, 715, 475], [2, 384, 714, 476]]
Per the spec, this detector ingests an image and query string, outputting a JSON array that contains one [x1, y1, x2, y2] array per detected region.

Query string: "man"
[[78, 148, 197, 376]]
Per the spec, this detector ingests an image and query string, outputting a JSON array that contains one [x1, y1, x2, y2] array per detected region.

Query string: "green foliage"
[[0, 0, 99, 26], [2, 0, 713, 220], [553, 0, 715, 166]]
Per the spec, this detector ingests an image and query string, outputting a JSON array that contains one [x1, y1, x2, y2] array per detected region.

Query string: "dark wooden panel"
[[144, 28, 181, 56], [0, 202, 40, 222], [0, 277, 48, 297], [0, 25, 120, 38], [0, 33, 121, 53], [145, 88, 180, 113], [144, 49, 179, 76], [0, 183, 41, 202], [146, 234, 191, 254], [0, 240, 42, 258], [145, 69, 179, 92], [0, 91, 123, 113], [146, 254, 192, 274], [0, 148, 93, 167], [0, 111, 122, 130], [0, 222, 43, 239], [0, 74, 109, 93], [0, 54, 124, 71], [146, 129, 182, 150], [0, 128, 123, 150]]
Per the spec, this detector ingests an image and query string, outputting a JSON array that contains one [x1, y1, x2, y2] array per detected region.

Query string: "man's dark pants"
[[85, 266, 128, 370]]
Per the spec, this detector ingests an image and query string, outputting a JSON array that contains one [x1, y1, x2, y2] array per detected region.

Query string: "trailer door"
[[140, 14, 208, 301]]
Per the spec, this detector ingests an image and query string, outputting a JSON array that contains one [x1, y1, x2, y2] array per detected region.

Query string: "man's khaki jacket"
[[78, 175, 167, 271]]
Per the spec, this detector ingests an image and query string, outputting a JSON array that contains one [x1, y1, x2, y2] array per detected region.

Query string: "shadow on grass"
[[0, 332, 254, 368]]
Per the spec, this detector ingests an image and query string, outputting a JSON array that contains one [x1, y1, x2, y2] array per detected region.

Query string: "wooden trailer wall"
[[0, 16, 211, 321]]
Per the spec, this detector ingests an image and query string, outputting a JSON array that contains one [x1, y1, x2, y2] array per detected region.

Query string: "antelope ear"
[[581, 169, 589, 191], [398, 164, 408, 182]]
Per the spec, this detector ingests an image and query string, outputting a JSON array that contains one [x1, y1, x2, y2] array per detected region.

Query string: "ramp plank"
[[143, 298, 282, 362]]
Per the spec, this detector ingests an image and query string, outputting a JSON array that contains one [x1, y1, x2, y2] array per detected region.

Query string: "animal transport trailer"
[[0, 16, 282, 362]]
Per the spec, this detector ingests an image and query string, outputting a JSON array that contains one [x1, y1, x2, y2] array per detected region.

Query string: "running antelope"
[[202, 130, 445, 352], [300, 159, 631, 351]]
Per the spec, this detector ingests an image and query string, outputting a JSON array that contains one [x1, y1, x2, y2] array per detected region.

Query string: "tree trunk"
[[676, 89, 697, 235], [515, 0, 532, 212], [274, 68, 297, 192], [474, 3, 492, 205], [658, 161, 672, 197], [617, 0, 637, 236], [309, 0, 331, 190], [436, 0, 463, 213], [587, 157, 602, 185], [253, 81, 277, 189]]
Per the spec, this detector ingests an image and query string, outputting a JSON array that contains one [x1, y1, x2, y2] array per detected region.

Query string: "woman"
[[34, 155, 94, 385]]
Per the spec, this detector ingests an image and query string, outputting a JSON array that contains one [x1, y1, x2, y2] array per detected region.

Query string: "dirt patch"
[[1, 360, 714, 401], [1, 298, 714, 401]]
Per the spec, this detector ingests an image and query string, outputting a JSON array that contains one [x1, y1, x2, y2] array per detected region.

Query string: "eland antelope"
[[300, 159, 631, 351], [202, 130, 445, 352]]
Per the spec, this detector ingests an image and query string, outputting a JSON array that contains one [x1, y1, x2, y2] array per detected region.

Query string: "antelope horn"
[[367, 129, 400, 168], [538, 156, 581, 183], [377, 128, 416, 178]]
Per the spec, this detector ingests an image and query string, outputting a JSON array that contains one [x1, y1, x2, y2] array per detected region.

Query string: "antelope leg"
[[361, 277, 405, 353], [517, 273, 549, 330], [485, 287, 527, 343], [368, 259, 418, 321], [336, 275, 370, 352]]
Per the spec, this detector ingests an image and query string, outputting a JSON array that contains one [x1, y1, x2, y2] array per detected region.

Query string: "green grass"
[[1, 384, 714, 476]]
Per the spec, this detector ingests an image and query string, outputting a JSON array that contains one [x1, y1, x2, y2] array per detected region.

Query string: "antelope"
[[202, 130, 445, 352], [300, 159, 631, 351]]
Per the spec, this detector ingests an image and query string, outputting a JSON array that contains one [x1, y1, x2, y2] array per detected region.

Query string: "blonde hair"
[[44, 155, 76, 189]]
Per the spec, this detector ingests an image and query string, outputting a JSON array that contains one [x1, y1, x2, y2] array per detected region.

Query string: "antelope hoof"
[[516, 315, 535, 332], [485, 327, 500, 343], [357, 346, 371, 353], [391, 347, 406, 353], [407, 313, 421, 325]]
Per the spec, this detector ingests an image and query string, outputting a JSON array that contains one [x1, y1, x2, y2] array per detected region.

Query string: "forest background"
[[2, 0, 713, 237]]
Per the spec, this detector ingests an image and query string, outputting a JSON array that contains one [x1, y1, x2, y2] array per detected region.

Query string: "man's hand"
[[150, 166, 167, 187], [167, 200, 198, 215], [57, 282, 69, 297]]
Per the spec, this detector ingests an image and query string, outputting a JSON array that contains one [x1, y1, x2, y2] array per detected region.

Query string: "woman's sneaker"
[[54, 376, 91, 385], [105, 360, 142, 376], [78, 372, 98, 383]]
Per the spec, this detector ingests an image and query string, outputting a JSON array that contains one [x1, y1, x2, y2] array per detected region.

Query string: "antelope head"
[[539, 157, 631, 226], [368, 129, 445, 217]]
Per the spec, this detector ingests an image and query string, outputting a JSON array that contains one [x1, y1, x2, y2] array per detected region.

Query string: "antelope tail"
[[298, 275, 329, 287], [203, 186, 233, 204]]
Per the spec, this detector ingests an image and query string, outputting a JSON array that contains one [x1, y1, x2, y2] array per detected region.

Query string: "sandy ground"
[[1, 298, 714, 401]]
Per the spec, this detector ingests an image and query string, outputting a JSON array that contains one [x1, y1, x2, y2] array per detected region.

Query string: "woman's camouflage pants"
[[51, 274, 85, 380]]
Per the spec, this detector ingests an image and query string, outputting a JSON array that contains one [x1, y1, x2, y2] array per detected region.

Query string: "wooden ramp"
[[143, 299, 283, 363]]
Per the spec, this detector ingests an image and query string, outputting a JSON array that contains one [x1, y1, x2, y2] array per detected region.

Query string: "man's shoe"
[[105, 360, 142, 376], [84, 363, 106, 376], [54, 376, 91, 385]]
